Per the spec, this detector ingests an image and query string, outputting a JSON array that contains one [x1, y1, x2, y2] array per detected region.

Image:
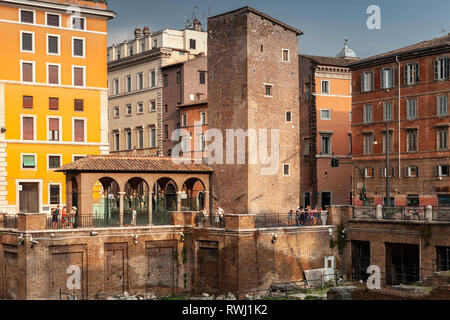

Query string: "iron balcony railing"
[[433, 207, 450, 222], [255, 212, 324, 228], [353, 206, 376, 220], [353, 206, 450, 222], [2, 215, 18, 229]]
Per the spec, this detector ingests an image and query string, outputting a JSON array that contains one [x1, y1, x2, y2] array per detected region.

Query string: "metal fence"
[[352, 206, 448, 222], [195, 212, 225, 228], [2, 215, 18, 229], [433, 207, 450, 221], [353, 206, 376, 219], [255, 213, 323, 228]]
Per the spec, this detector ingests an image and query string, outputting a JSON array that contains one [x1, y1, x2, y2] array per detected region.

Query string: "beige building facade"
[[107, 21, 207, 156]]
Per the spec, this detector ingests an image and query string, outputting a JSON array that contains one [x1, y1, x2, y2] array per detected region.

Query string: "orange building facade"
[[299, 53, 357, 208], [0, 0, 115, 214]]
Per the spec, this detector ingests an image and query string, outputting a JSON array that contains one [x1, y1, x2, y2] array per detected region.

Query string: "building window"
[[407, 130, 418, 152], [383, 102, 393, 121], [200, 112, 207, 125], [363, 134, 373, 155], [321, 134, 332, 155], [163, 74, 168, 87], [21, 32, 34, 52], [113, 79, 119, 95], [126, 75, 132, 92], [361, 71, 374, 92], [407, 195, 420, 206], [137, 102, 143, 114], [73, 38, 85, 57], [176, 71, 181, 84], [47, 64, 59, 84], [383, 131, 393, 154], [320, 109, 331, 120], [128, 46, 133, 56], [407, 99, 418, 119], [47, 35, 59, 55], [46, 13, 60, 27], [20, 10, 34, 24], [404, 63, 419, 85], [22, 116, 35, 140], [363, 104, 372, 123], [437, 95, 448, 116], [150, 70, 156, 87], [164, 125, 169, 140], [74, 99, 84, 112], [49, 97, 59, 110], [190, 39, 196, 49], [348, 133, 352, 154], [304, 138, 310, 155], [383, 167, 395, 178], [73, 67, 84, 86], [149, 100, 156, 112], [435, 165, 450, 177], [437, 127, 449, 150], [405, 166, 419, 178], [74, 119, 85, 142], [48, 155, 61, 169], [434, 57, 449, 80], [153, 39, 157, 48], [137, 72, 143, 90], [141, 41, 145, 53], [282, 49, 289, 62], [114, 132, 120, 151], [285, 110, 292, 123], [126, 104, 132, 116], [150, 128, 156, 148], [182, 114, 187, 127], [48, 118, 60, 141], [321, 80, 330, 94], [265, 84, 273, 97], [381, 67, 395, 89], [72, 16, 85, 30], [305, 83, 310, 100], [23, 96, 33, 109], [199, 71, 206, 84], [138, 128, 144, 149], [49, 184, 60, 205], [126, 131, 132, 150], [73, 155, 85, 162], [22, 154, 36, 169], [364, 167, 374, 178], [283, 164, 290, 176], [22, 62, 34, 82], [113, 106, 119, 118], [117, 51, 121, 59]]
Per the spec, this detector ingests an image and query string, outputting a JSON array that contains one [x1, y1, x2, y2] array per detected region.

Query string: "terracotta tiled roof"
[[299, 54, 356, 67], [351, 34, 450, 66], [56, 155, 213, 173], [178, 100, 208, 108]]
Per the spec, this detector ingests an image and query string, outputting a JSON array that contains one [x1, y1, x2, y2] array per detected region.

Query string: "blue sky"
[[107, 0, 450, 58]]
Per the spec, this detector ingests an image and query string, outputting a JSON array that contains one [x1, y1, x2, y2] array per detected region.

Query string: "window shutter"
[[73, 39, 83, 56], [390, 68, 395, 87], [74, 68, 83, 86], [74, 99, 84, 112], [361, 74, 365, 92], [22, 63, 33, 82], [434, 166, 439, 177], [370, 72, 374, 90], [21, 10, 34, 23], [434, 60, 439, 80], [380, 69, 384, 88], [49, 118, 59, 131], [49, 97, 59, 110], [48, 65, 59, 84], [404, 167, 408, 178], [23, 96, 33, 109], [404, 65, 408, 84], [415, 63, 419, 82], [74, 119, 84, 142], [47, 14, 59, 27], [48, 36, 58, 54], [446, 58, 450, 79], [22, 117, 34, 140]]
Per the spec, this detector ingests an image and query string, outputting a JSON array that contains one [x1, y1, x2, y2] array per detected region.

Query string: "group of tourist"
[[287, 206, 322, 226], [198, 205, 224, 227], [51, 205, 77, 229]]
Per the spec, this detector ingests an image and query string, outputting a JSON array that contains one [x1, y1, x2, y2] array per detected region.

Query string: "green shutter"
[[23, 155, 36, 167]]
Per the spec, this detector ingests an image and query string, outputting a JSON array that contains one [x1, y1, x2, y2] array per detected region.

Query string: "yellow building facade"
[[0, 0, 115, 214]]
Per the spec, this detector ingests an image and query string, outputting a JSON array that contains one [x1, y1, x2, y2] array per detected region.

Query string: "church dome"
[[336, 38, 358, 58]]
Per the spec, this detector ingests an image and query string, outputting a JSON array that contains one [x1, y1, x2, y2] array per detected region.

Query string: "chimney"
[[134, 28, 143, 39], [192, 18, 202, 31], [143, 26, 151, 36]]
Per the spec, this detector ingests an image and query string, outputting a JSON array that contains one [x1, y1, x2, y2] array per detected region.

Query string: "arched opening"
[[92, 177, 120, 227], [153, 178, 178, 225], [124, 177, 149, 226], [182, 178, 206, 211]]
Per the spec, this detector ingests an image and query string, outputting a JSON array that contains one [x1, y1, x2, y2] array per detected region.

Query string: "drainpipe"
[[396, 54, 401, 180]]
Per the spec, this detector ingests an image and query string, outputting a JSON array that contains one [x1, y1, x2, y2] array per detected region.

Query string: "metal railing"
[[353, 206, 376, 219], [255, 213, 324, 228], [2, 215, 18, 229], [433, 207, 450, 221], [195, 212, 225, 228]]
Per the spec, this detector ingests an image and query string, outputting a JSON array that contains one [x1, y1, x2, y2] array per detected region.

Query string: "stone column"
[[176, 191, 182, 212], [118, 192, 126, 226], [148, 191, 153, 225], [425, 205, 433, 222], [204, 191, 210, 214], [376, 205, 383, 220]]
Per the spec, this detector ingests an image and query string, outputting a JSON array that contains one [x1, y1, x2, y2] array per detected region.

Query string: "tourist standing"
[[51, 205, 60, 229], [288, 210, 293, 226], [131, 208, 137, 226], [61, 206, 67, 228], [216, 206, 224, 227], [70, 206, 77, 228]]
